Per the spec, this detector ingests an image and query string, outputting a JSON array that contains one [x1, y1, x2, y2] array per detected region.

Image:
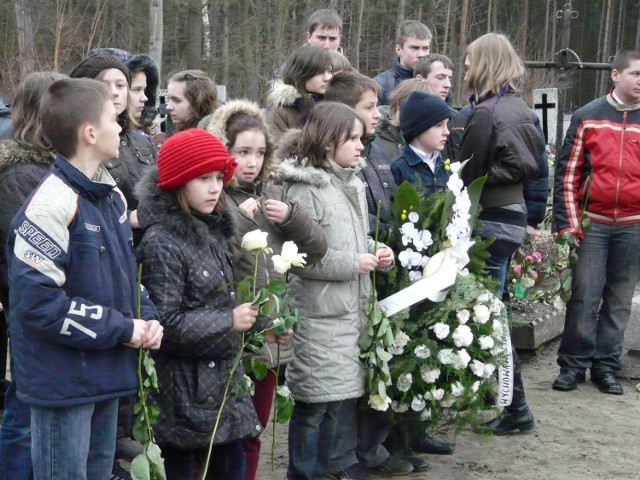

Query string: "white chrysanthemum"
[[397, 373, 413, 392], [456, 309, 470, 324], [411, 395, 426, 412], [453, 349, 471, 370], [420, 366, 441, 383], [432, 323, 450, 340], [414, 345, 430, 359], [470, 359, 485, 377], [478, 336, 495, 350], [473, 304, 491, 324], [451, 381, 465, 397], [453, 325, 474, 348], [391, 401, 410, 413], [430, 387, 445, 401], [438, 348, 456, 365]]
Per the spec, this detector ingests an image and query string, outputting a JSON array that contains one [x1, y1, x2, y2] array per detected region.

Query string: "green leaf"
[[377, 379, 388, 401], [132, 422, 150, 444], [393, 181, 422, 223], [467, 175, 487, 228], [359, 334, 373, 351], [266, 280, 288, 296], [130, 454, 151, 480], [251, 361, 269, 380], [276, 397, 294, 423], [236, 277, 253, 303], [146, 443, 164, 467], [375, 346, 393, 362]]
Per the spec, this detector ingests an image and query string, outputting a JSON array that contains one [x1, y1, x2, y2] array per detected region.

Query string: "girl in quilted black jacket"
[[136, 129, 261, 480]]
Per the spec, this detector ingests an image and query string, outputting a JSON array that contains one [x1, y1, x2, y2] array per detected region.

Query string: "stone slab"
[[512, 308, 565, 351], [623, 295, 640, 351], [618, 350, 640, 380]]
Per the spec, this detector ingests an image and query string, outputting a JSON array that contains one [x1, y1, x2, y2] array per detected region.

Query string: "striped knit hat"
[[157, 129, 237, 191]]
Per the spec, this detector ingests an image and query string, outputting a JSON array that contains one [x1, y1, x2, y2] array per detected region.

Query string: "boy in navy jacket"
[[7, 78, 163, 479]]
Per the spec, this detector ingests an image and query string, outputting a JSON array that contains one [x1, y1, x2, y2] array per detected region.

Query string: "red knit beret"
[[157, 129, 237, 191]]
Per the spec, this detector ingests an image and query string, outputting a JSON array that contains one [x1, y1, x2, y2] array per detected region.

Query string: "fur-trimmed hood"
[[279, 155, 366, 189], [135, 167, 233, 245], [267, 83, 302, 110], [126, 54, 160, 124], [200, 99, 279, 185], [0, 139, 55, 172]]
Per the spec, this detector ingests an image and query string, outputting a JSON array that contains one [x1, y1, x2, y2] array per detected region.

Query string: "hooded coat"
[[266, 84, 316, 143], [277, 136, 384, 403], [202, 100, 328, 368], [135, 169, 261, 448]]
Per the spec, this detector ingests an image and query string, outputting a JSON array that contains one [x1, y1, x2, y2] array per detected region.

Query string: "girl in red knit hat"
[[136, 128, 261, 480]]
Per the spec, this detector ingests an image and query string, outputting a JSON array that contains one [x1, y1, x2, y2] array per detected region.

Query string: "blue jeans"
[[0, 381, 32, 480], [558, 222, 640, 372], [288, 400, 342, 480], [31, 398, 119, 480], [485, 254, 510, 294]]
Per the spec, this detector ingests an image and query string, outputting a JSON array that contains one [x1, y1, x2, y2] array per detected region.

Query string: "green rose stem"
[[202, 249, 262, 479], [271, 343, 281, 470], [136, 266, 153, 443]]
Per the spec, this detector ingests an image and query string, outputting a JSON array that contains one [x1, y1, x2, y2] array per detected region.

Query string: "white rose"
[[414, 345, 430, 359], [492, 319, 505, 337], [521, 276, 535, 288], [432, 323, 450, 340], [471, 381, 481, 393], [420, 366, 441, 383], [369, 394, 392, 411], [388, 344, 404, 355], [490, 298, 504, 314], [456, 309, 470, 324], [453, 325, 474, 348], [431, 387, 445, 401], [394, 330, 410, 348], [272, 255, 291, 274], [391, 401, 410, 413], [397, 373, 413, 392], [420, 408, 432, 421], [280, 241, 307, 267], [411, 396, 426, 412], [470, 359, 485, 377], [473, 304, 491, 324], [477, 293, 490, 303], [241, 229, 269, 252], [438, 348, 455, 365], [451, 381, 464, 397], [453, 349, 471, 370], [478, 335, 495, 350]]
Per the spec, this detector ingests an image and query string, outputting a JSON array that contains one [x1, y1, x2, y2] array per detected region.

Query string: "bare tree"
[[187, 0, 203, 68], [14, 0, 35, 80], [354, 0, 364, 70], [397, 0, 406, 26], [455, 0, 470, 105], [149, 0, 163, 80]]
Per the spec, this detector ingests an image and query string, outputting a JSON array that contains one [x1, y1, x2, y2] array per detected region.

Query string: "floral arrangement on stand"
[[361, 162, 512, 431], [201, 230, 304, 477]]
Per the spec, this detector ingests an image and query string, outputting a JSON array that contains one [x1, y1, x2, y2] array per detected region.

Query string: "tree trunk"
[[543, 0, 550, 59], [520, 0, 529, 54], [149, 0, 163, 80], [222, 0, 229, 85], [354, 0, 364, 70], [600, 0, 615, 96], [397, 0, 406, 27], [487, 0, 492, 33], [187, 0, 203, 69], [455, 0, 470, 105], [443, 0, 452, 56], [14, 0, 35, 80]]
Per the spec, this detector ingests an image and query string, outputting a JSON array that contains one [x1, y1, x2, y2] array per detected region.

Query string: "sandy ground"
[[255, 338, 640, 480]]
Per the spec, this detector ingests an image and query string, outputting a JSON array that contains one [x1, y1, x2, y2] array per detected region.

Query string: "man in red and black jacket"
[[552, 48, 640, 396]]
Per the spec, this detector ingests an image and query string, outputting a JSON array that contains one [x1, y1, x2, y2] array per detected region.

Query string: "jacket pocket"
[[309, 280, 356, 318], [135, 146, 154, 166]]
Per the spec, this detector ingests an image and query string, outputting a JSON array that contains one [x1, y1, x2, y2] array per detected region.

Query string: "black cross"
[[534, 93, 556, 144]]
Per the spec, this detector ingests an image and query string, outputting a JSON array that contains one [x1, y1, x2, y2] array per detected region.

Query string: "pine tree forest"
[[2, 0, 639, 113]]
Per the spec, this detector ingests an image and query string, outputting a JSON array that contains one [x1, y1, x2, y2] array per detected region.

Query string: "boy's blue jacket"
[[6, 156, 158, 407], [391, 144, 450, 197]]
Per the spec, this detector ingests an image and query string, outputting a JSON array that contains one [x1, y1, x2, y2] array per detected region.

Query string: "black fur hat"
[[126, 54, 160, 127]]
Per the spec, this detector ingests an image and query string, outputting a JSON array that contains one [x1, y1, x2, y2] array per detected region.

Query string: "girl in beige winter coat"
[[279, 102, 394, 480]]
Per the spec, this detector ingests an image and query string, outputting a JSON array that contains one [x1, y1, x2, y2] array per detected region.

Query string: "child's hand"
[[359, 253, 380, 274], [264, 199, 290, 224], [142, 320, 164, 350], [232, 303, 259, 331], [126, 319, 148, 348], [376, 247, 395, 268], [238, 198, 261, 218], [129, 209, 139, 229], [266, 329, 294, 345]]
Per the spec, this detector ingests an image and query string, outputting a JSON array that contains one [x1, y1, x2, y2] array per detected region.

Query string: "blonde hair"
[[389, 79, 433, 117], [464, 33, 524, 98]]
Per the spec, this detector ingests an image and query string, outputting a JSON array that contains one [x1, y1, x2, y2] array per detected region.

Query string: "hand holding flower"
[[359, 253, 380, 274], [232, 303, 259, 331], [264, 199, 290, 224], [376, 247, 395, 268], [266, 328, 294, 345], [238, 198, 261, 218]]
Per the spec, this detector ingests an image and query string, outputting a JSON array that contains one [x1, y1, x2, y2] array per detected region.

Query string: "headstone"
[[623, 295, 640, 353], [532, 88, 558, 146]]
